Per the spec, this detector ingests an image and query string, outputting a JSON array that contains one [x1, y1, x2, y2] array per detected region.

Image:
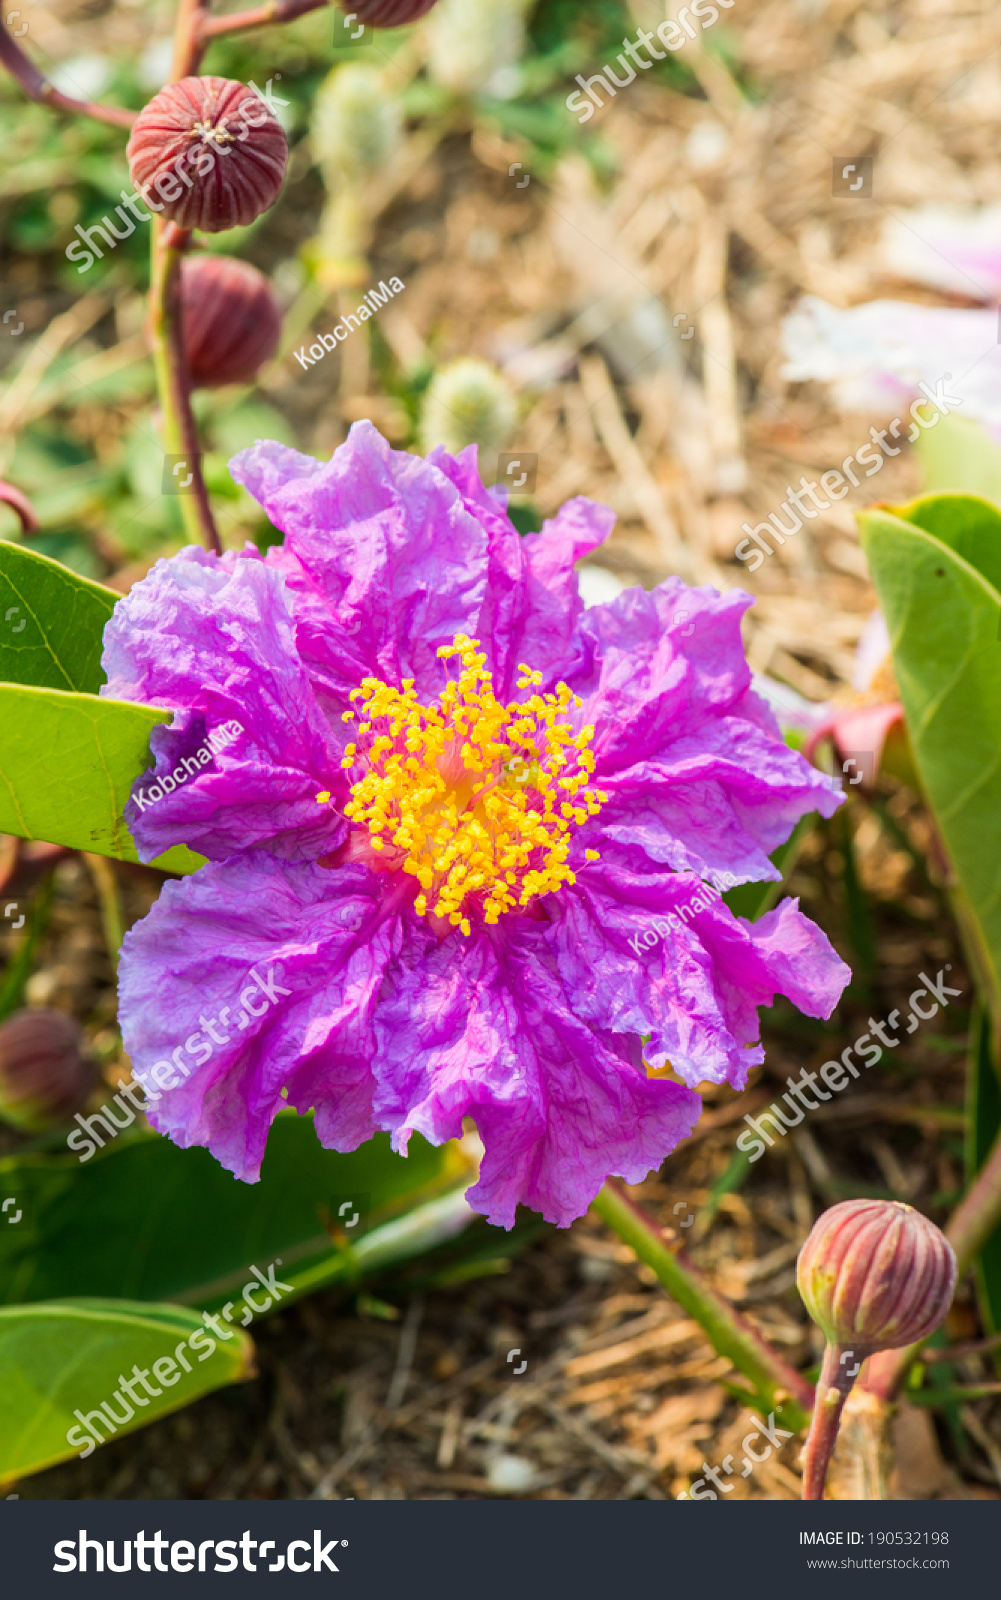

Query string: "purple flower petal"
[[118, 854, 424, 1181], [547, 862, 849, 1090], [371, 922, 701, 1228], [231, 422, 615, 703], [101, 546, 345, 862]]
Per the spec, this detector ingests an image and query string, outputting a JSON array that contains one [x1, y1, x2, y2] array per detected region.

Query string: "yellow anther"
[[585, 848, 600, 862], [316, 790, 331, 804], [344, 634, 604, 934]]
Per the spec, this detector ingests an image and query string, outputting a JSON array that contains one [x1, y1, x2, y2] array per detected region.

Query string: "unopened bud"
[[311, 63, 403, 184], [179, 255, 282, 386], [0, 1009, 94, 1132], [127, 77, 288, 233], [797, 1199, 957, 1357], [420, 357, 516, 455], [344, 1, 441, 30], [425, 0, 529, 97]]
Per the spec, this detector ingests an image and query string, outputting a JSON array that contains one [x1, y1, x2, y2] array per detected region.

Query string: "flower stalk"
[[148, 220, 220, 554], [592, 1179, 814, 1432], [800, 1342, 862, 1499], [0, 17, 135, 128]]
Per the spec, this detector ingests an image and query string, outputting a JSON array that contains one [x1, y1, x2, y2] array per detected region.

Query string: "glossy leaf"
[[895, 493, 1001, 599], [859, 505, 1001, 1016], [0, 541, 117, 695], [0, 1298, 253, 1487], [0, 682, 202, 876], [0, 1112, 467, 1310]]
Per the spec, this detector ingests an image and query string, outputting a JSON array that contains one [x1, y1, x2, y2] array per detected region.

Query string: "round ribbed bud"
[[179, 255, 281, 386], [0, 1009, 93, 1132], [311, 63, 402, 183], [797, 1199, 957, 1356], [345, 0, 440, 23], [127, 77, 288, 233], [425, 0, 529, 96], [420, 358, 516, 455]]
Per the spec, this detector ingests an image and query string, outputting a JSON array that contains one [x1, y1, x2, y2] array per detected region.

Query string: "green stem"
[[83, 854, 125, 977], [593, 1179, 813, 1432], [0, 872, 55, 1022], [148, 219, 220, 555]]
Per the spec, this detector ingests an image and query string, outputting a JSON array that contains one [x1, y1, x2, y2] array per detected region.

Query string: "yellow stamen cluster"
[[334, 635, 606, 933]]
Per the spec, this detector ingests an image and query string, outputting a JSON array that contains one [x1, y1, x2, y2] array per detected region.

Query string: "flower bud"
[[348, 0, 441, 25], [0, 1008, 94, 1132], [180, 255, 282, 386], [420, 358, 516, 455], [127, 77, 288, 233], [425, 0, 529, 97], [311, 63, 402, 184], [797, 1199, 957, 1356]]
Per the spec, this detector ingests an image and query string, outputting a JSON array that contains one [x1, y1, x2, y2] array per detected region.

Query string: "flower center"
[[324, 635, 606, 935]]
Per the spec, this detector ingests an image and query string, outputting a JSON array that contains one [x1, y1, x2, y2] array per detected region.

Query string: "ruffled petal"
[[370, 921, 701, 1228], [101, 546, 345, 862], [230, 423, 491, 704], [597, 709, 841, 886], [118, 855, 420, 1181], [562, 580, 759, 774], [230, 423, 616, 706], [546, 862, 850, 1091]]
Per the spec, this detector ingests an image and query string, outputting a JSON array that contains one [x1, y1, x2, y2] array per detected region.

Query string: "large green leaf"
[[859, 506, 1001, 1012], [0, 1112, 465, 1309], [0, 541, 117, 694], [914, 413, 1001, 505], [895, 493, 1001, 598], [0, 682, 202, 875], [0, 1298, 253, 1487]]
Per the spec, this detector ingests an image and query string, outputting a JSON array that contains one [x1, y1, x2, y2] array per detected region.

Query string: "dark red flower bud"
[[179, 255, 281, 386], [347, 0, 441, 24], [126, 76, 288, 233], [797, 1199, 956, 1356], [0, 1009, 94, 1132]]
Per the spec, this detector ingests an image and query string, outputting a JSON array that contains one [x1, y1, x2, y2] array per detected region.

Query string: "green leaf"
[[0, 1298, 253, 1487], [859, 506, 1001, 1014], [0, 1113, 466, 1309], [0, 682, 202, 875], [914, 413, 1001, 505], [0, 541, 117, 694], [894, 493, 1001, 599]]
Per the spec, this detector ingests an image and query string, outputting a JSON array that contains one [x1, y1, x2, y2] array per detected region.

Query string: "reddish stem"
[[0, 19, 135, 127], [172, 0, 213, 79], [196, 0, 329, 39], [802, 1343, 867, 1500], [0, 480, 39, 534]]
